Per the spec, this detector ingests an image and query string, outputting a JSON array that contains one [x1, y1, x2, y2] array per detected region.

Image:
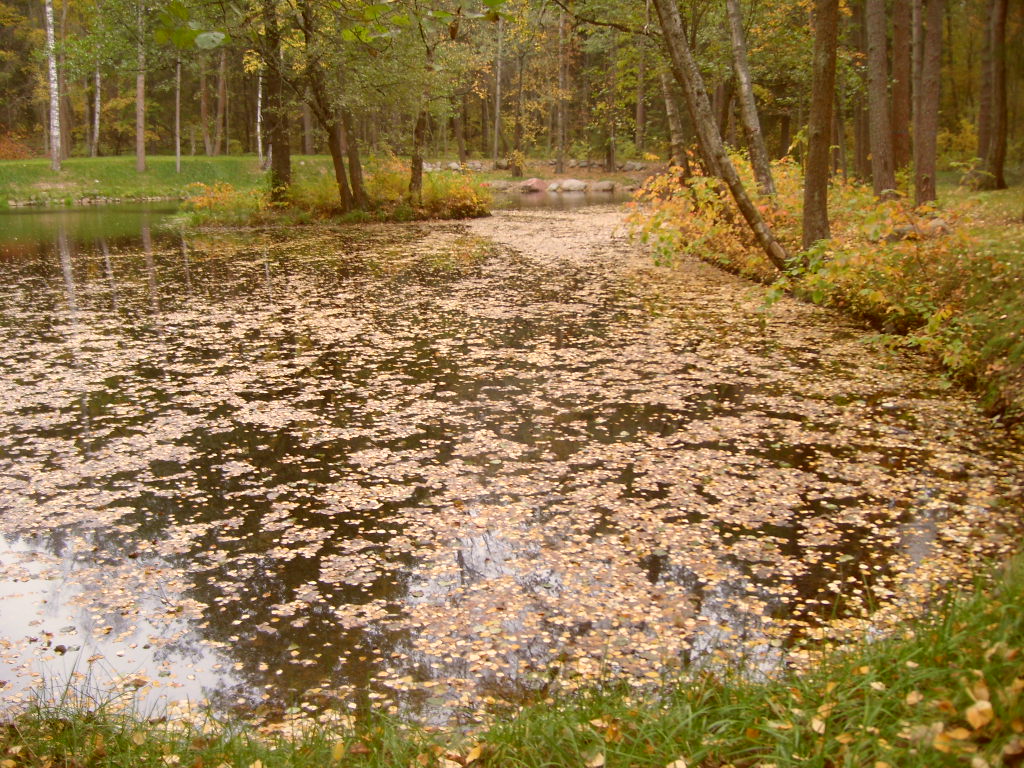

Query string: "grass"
[[4, 555, 1024, 767]]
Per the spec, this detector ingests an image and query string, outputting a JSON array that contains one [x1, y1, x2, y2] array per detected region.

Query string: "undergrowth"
[[3, 557, 1023, 767], [180, 157, 491, 227], [629, 159, 1024, 426]]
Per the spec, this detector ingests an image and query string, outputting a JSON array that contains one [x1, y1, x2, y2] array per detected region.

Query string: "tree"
[[651, 0, 788, 271], [725, 0, 774, 197], [890, 0, 911, 170], [865, 0, 895, 196], [135, 0, 146, 172], [802, 0, 839, 249], [976, 0, 1008, 190], [44, 0, 61, 170], [913, 0, 942, 205]]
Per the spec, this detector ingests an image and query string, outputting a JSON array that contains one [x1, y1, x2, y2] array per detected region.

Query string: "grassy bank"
[[0, 156, 273, 205], [632, 164, 1024, 428], [3, 556, 1023, 768]]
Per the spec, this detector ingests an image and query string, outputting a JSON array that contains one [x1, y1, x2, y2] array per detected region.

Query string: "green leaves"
[[153, 1, 229, 51]]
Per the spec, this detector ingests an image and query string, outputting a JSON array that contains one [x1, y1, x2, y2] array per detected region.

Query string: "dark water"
[[0, 204, 1021, 724]]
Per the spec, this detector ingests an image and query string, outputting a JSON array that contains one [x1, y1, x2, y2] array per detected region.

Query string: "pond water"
[[0, 203, 1021, 726]]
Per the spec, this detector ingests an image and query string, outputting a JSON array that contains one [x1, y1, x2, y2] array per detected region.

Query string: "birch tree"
[[45, 0, 61, 170]]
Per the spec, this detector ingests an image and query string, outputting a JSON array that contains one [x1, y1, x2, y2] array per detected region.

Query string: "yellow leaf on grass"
[[966, 700, 994, 729], [810, 717, 826, 735], [947, 727, 972, 740], [835, 733, 854, 745], [666, 759, 688, 768], [905, 691, 924, 706], [132, 731, 146, 746], [585, 751, 605, 768], [331, 741, 346, 762], [465, 745, 484, 764], [970, 678, 991, 702]]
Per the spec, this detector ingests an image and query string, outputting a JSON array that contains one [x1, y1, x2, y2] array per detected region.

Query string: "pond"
[[0, 202, 1021, 726]]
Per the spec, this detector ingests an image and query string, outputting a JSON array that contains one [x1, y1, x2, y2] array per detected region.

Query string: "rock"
[[519, 177, 546, 193], [495, 158, 510, 170], [485, 180, 515, 192], [568, 159, 578, 168], [447, 162, 463, 171], [561, 179, 587, 192], [547, 181, 562, 193], [591, 180, 616, 192]]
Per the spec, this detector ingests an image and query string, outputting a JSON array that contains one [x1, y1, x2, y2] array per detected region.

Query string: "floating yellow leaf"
[[966, 700, 994, 729]]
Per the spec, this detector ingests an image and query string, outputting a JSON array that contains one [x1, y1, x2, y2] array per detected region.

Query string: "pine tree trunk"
[[979, 0, 1008, 189], [302, 100, 315, 154], [803, 0, 840, 249], [44, 0, 60, 171], [914, 0, 943, 205], [891, 0, 912, 169], [866, 0, 895, 196], [725, 0, 775, 196], [651, 0, 789, 271]]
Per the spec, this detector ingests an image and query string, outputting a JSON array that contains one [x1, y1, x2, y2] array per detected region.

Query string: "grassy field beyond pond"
[[3, 556, 1023, 768]]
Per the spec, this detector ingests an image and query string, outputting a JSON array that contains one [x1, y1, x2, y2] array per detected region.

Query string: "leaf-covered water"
[[0, 206, 1021, 725]]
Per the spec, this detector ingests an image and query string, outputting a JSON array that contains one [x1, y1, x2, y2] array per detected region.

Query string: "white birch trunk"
[[135, 2, 146, 173], [175, 59, 181, 173], [256, 73, 264, 165], [492, 18, 502, 166], [45, 0, 61, 171], [91, 67, 101, 157]]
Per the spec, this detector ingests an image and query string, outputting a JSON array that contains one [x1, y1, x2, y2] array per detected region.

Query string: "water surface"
[[0, 204, 1021, 724]]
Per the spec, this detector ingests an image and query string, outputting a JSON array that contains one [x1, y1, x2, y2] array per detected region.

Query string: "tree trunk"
[[725, 0, 776, 196], [200, 60, 213, 155], [492, 18, 503, 167], [555, 11, 567, 174], [262, 0, 290, 201], [175, 59, 181, 173], [833, 92, 848, 179], [891, 0, 912, 170], [135, 3, 146, 174], [327, 119, 353, 211], [914, 0, 943, 205], [341, 108, 367, 208], [214, 49, 227, 155], [635, 4, 648, 154], [44, 0, 60, 171], [512, 54, 524, 176], [660, 70, 687, 168], [410, 108, 428, 202], [91, 67, 101, 157], [866, 0, 895, 196], [302, 99, 315, 154], [803, 0, 840, 249], [256, 73, 264, 165], [978, 0, 1008, 189], [651, 0, 789, 271], [777, 112, 791, 158], [454, 94, 467, 164]]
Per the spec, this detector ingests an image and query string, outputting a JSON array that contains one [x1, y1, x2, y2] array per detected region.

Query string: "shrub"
[[0, 134, 34, 160]]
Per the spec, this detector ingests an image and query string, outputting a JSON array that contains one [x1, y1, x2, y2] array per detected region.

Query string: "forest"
[[1, 0, 1021, 215]]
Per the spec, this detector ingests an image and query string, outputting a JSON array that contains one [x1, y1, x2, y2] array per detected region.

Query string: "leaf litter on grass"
[[0, 208, 1021, 726]]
